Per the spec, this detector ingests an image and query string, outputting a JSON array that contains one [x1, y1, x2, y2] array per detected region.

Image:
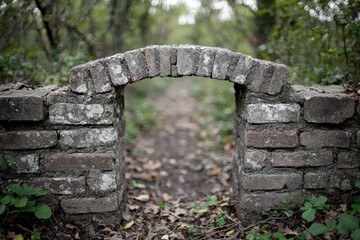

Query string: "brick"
[[44, 153, 113, 172], [304, 172, 329, 189], [61, 196, 118, 214], [177, 46, 198, 76], [59, 127, 117, 148], [212, 49, 232, 80], [30, 177, 86, 195], [196, 47, 216, 77], [304, 95, 355, 124], [49, 103, 114, 125], [357, 131, 360, 147], [68, 64, 90, 94], [329, 172, 360, 191], [16, 154, 39, 173], [245, 130, 298, 148], [243, 191, 302, 211], [87, 170, 116, 192], [103, 54, 130, 86], [300, 130, 351, 148], [230, 54, 254, 84], [244, 150, 267, 170], [89, 61, 113, 93], [246, 103, 300, 123], [0, 90, 47, 121], [144, 46, 160, 77], [271, 150, 333, 167], [124, 49, 149, 81], [337, 152, 360, 169], [243, 173, 302, 191], [159, 46, 171, 76], [0, 131, 57, 150]]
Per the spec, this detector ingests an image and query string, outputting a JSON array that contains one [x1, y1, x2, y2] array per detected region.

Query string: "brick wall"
[[0, 45, 359, 224]]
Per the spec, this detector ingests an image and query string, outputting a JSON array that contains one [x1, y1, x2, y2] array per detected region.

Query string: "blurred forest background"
[[1, 0, 359, 86]]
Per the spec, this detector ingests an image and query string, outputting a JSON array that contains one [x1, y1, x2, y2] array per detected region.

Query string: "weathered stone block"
[[329, 172, 360, 191], [212, 49, 232, 80], [304, 95, 355, 124], [244, 150, 267, 170], [271, 150, 333, 167], [44, 153, 113, 172], [246, 103, 301, 123], [243, 191, 302, 212], [103, 54, 130, 86], [159, 46, 171, 76], [243, 173, 302, 191], [0, 131, 57, 150], [196, 47, 216, 77], [16, 154, 39, 173], [300, 130, 351, 148], [88, 61, 113, 93], [87, 170, 116, 192], [61, 196, 118, 214], [0, 90, 47, 121], [337, 152, 360, 169], [31, 177, 86, 195], [304, 172, 329, 189], [177, 46, 198, 76], [144, 46, 160, 77], [245, 130, 298, 148], [69, 64, 90, 94], [230, 54, 254, 84], [59, 127, 117, 148], [49, 103, 114, 125], [124, 49, 149, 81]]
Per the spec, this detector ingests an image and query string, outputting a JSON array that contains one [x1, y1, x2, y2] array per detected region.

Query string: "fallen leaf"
[[144, 161, 162, 171], [13, 235, 24, 240], [226, 229, 235, 236], [145, 204, 160, 215], [161, 234, 169, 240], [211, 166, 221, 175], [128, 204, 140, 210], [134, 194, 150, 202], [162, 193, 172, 201], [123, 220, 135, 229], [174, 208, 188, 217]]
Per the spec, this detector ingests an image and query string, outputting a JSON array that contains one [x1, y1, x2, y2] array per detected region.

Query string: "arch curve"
[[69, 45, 290, 96]]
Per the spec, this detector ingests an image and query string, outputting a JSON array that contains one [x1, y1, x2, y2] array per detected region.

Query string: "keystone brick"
[[304, 95, 355, 124], [103, 54, 130, 86], [196, 47, 216, 77], [124, 49, 149, 81], [68, 64, 90, 94], [246, 103, 301, 123], [31, 177, 86, 195], [0, 131, 57, 150], [243, 173, 302, 191], [243, 191, 302, 211], [337, 152, 360, 169], [244, 150, 267, 170], [144, 46, 160, 77], [59, 127, 117, 148], [0, 90, 47, 121], [304, 172, 329, 189], [61, 196, 118, 214], [230, 54, 254, 84], [159, 46, 171, 76], [300, 130, 351, 148], [245, 130, 298, 148], [212, 49, 232, 80], [87, 170, 116, 192], [16, 154, 39, 173], [89, 61, 113, 93], [43, 153, 113, 172], [49, 103, 114, 125], [177, 46, 198, 76], [271, 150, 333, 167]]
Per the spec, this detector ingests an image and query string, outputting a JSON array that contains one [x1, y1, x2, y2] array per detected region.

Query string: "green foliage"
[[0, 183, 52, 220], [0, 154, 15, 172], [300, 195, 328, 222], [187, 224, 198, 235]]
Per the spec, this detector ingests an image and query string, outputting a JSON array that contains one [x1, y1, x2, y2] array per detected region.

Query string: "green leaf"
[[272, 232, 287, 240], [338, 214, 360, 236], [300, 202, 313, 211], [205, 195, 217, 207], [0, 204, 6, 215], [34, 204, 52, 219], [14, 197, 27, 208], [326, 218, 337, 230], [355, 180, 360, 189], [1, 195, 14, 205], [308, 223, 329, 236], [8, 183, 47, 197], [313, 196, 327, 208], [302, 208, 316, 222], [216, 215, 226, 226], [351, 229, 360, 240]]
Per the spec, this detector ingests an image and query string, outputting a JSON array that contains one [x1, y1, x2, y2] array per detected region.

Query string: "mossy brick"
[[0, 131, 57, 150], [271, 150, 333, 167], [30, 177, 86, 195], [124, 49, 149, 81], [304, 172, 329, 189], [246, 103, 301, 123], [337, 152, 360, 169]]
